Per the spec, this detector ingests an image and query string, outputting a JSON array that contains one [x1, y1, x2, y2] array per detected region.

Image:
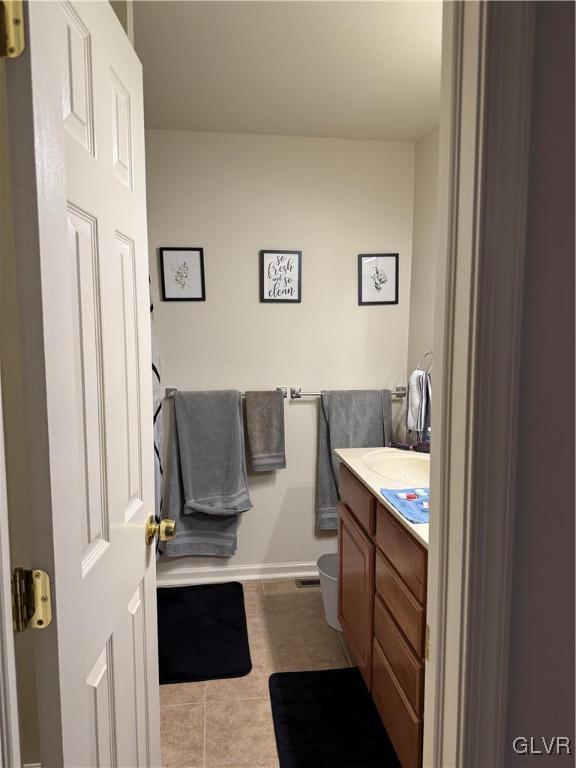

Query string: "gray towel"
[[317, 389, 392, 530], [163, 391, 253, 557], [244, 390, 286, 471]]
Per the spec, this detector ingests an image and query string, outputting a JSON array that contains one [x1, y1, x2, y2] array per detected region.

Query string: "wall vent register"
[[295, 578, 321, 589]]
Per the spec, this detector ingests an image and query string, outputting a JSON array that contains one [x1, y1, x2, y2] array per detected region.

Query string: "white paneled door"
[[6, 2, 161, 765]]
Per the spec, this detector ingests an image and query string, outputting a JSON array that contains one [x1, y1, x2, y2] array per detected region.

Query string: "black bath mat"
[[269, 667, 400, 768], [157, 582, 252, 684]]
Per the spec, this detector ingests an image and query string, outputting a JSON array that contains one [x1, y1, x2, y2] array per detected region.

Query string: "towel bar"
[[166, 386, 407, 400], [290, 386, 407, 400], [165, 387, 288, 399]]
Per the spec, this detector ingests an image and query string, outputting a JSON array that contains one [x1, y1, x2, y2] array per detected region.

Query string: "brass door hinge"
[[12, 568, 52, 633], [425, 623, 431, 661], [0, 1, 25, 58]]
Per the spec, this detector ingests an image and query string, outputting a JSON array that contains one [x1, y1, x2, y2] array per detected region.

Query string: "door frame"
[[424, 2, 535, 766], [0, 1, 537, 765], [0, 378, 21, 768], [0, 56, 22, 768]]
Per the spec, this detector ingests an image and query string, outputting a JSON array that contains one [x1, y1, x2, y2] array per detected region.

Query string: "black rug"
[[157, 582, 252, 684], [269, 667, 400, 768]]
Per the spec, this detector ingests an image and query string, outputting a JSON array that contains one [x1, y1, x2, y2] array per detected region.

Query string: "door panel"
[[111, 70, 133, 189], [6, 2, 160, 764], [68, 205, 109, 574], [86, 645, 115, 768], [117, 232, 142, 515], [62, 2, 95, 153], [115, 583, 150, 768]]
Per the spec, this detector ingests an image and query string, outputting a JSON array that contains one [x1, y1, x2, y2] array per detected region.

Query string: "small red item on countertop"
[[406, 493, 418, 500]]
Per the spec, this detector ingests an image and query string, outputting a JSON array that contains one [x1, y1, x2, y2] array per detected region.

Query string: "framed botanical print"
[[358, 253, 399, 305], [160, 247, 206, 301], [259, 250, 302, 303]]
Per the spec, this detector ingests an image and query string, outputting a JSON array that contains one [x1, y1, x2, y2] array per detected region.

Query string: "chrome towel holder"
[[289, 386, 407, 400], [416, 350, 434, 371], [166, 385, 407, 400]]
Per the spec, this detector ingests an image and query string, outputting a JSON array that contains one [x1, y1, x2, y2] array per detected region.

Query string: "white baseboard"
[[156, 560, 320, 587], [24, 763, 41, 767]]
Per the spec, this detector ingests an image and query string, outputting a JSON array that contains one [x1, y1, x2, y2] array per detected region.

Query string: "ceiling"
[[134, 1, 442, 142]]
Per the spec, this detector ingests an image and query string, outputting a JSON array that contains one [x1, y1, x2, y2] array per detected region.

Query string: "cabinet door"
[[339, 502, 375, 687]]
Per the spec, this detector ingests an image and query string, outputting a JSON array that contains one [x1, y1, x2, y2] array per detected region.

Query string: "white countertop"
[[334, 447, 429, 549]]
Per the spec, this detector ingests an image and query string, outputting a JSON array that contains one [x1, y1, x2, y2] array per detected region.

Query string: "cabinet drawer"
[[340, 464, 375, 535], [372, 640, 422, 768], [375, 552, 425, 658], [374, 593, 424, 715], [376, 503, 427, 602]]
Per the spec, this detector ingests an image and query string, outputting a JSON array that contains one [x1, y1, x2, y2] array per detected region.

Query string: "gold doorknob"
[[145, 515, 176, 546]]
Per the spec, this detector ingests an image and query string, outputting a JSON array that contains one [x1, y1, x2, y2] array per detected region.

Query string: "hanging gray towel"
[[317, 389, 392, 530], [163, 391, 253, 557], [244, 390, 286, 471]]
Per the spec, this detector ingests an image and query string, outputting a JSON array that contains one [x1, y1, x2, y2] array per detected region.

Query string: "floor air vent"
[[295, 578, 321, 588]]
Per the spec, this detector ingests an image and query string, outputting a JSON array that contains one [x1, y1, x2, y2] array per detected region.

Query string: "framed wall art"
[[259, 250, 302, 303], [160, 247, 206, 301], [358, 253, 399, 305]]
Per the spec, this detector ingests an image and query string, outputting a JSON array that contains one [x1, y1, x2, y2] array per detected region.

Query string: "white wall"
[[407, 125, 439, 375], [146, 130, 415, 581]]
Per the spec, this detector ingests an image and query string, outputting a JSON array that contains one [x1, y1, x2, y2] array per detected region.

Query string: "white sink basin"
[[362, 449, 430, 487]]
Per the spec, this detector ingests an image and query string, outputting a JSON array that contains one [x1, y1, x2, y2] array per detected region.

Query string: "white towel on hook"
[[407, 369, 428, 440]]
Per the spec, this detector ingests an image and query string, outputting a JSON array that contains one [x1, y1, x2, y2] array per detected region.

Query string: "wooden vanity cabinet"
[[338, 466, 428, 768]]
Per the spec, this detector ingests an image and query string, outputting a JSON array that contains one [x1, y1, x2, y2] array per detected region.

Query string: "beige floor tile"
[[242, 581, 268, 616], [160, 682, 206, 707], [268, 611, 343, 651], [160, 703, 205, 768], [246, 610, 275, 651], [206, 649, 275, 702], [262, 578, 312, 595], [262, 588, 323, 616], [207, 757, 278, 766], [242, 580, 264, 594], [269, 640, 351, 673], [205, 698, 279, 768], [247, 594, 343, 656]]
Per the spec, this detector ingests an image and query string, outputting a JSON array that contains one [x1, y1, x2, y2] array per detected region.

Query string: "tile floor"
[[159, 579, 352, 768]]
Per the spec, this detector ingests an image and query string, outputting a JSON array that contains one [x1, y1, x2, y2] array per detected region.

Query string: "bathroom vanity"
[[335, 448, 429, 768]]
